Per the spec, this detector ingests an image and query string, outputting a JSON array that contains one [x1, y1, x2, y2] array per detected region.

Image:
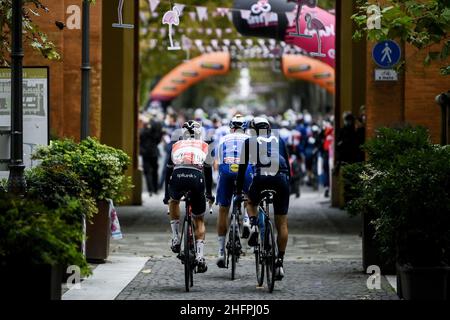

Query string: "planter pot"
[[397, 263, 450, 300], [1, 264, 62, 300], [362, 211, 395, 274], [85, 200, 111, 263]]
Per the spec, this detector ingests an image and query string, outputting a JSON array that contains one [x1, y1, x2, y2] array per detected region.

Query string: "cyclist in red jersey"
[[164, 120, 214, 273]]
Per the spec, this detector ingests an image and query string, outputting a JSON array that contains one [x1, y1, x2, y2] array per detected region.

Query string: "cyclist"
[[164, 120, 214, 273], [215, 115, 253, 269], [235, 117, 291, 280]]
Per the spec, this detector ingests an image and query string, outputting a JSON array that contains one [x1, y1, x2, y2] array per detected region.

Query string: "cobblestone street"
[[102, 189, 398, 300]]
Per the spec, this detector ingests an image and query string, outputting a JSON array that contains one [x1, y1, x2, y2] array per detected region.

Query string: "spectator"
[[140, 111, 163, 196]]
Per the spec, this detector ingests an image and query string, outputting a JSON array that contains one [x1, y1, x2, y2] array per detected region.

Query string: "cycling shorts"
[[247, 173, 290, 216], [168, 168, 206, 216], [216, 165, 252, 207]]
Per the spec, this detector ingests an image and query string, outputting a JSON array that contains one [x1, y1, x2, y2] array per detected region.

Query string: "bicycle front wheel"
[[265, 219, 276, 293], [255, 228, 264, 287]]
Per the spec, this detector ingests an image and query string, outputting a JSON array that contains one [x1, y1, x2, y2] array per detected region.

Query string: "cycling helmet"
[[249, 117, 271, 135], [182, 120, 202, 139], [229, 115, 245, 130]]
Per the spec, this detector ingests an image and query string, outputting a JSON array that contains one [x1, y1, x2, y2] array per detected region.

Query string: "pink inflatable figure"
[[162, 6, 181, 50], [305, 13, 326, 57], [288, 0, 317, 37]]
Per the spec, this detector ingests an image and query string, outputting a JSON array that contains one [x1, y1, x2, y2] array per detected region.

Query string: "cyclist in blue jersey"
[[235, 117, 291, 280], [215, 115, 253, 268]]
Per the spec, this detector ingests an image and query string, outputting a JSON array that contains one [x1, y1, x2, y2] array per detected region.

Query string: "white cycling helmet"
[[249, 117, 271, 134], [229, 115, 245, 130], [182, 120, 202, 139]]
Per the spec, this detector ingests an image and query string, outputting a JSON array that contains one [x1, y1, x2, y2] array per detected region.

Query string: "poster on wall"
[[0, 67, 49, 177]]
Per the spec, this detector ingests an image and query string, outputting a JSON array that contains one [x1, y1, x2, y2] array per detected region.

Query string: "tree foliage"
[[352, 0, 450, 75], [0, 0, 95, 66]]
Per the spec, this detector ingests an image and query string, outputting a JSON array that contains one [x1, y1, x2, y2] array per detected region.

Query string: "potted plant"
[[344, 126, 434, 275], [26, 162, 97, 281], [372, 145, 450, 300], [0, 193, 90, 300], [345, 126, 450, 299], [33, 138, 132, 262]]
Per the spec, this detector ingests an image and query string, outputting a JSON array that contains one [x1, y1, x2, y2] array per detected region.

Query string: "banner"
[[0, 67, 49, 174], [232, 0, 336, 68]]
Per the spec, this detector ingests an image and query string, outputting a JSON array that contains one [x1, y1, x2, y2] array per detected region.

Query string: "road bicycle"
[[176, 192, 213, 292], [254, 189, 278, 293]]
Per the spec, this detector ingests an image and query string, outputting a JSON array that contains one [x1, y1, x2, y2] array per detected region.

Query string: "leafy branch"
[[0, 0, 96, 66], [352, 0, 450, 75]]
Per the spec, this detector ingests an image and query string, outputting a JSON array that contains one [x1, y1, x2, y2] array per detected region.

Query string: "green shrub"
[[33, 137, 133, 204], [0, 194, 91, 275], [344, 126, 450, 266], [26, 164, 97, 223], [342, 162, 366, 215], [364, 126, 432, 170], [373, 146, 450, 266]]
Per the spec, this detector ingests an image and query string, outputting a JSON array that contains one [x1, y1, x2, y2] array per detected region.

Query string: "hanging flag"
[[196, 6, 208, 21], [182, 35, 192, 50], [186, 27, 193, 34], [149, 39, 158, 49], [240, 10, 251, 20], [211, 39, 219, 48], [194, 39, 203, 49], [174, 3, 185, 16], [216, 8, 229, 17], [148, 0, 160, 13], [188, 11, 197, 21], [225, 28, 233, 34], [206, 28, 213, 35], [223, 39, 231, 46], [215, 28, 223, 38], [227, 11, 233, 22]]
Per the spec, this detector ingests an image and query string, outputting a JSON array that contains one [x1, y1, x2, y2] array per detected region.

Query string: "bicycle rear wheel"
[[231, 215, 237, 281], [265, 219, 276, 293], [184, 218, 191, 292]]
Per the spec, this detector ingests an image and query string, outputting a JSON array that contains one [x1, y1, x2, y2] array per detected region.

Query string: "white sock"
[[170, 220, 180, 240], [218, 236, 226, 255], [196, 240, 205, 260]]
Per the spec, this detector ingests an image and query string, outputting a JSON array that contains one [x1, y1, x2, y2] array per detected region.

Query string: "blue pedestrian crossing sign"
[[372, 40, 401, 68]]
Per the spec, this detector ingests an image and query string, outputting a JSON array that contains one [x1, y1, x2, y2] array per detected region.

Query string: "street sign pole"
[[7, 0, 27, 195], [81, 0, 91, 140]]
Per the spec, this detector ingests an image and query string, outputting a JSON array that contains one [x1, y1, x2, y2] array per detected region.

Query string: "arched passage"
[[150, 52, 232, 101]]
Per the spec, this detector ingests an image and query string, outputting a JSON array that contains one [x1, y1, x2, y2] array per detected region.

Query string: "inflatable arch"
[[282, 54, 335, 94], [150, 52, 335, 102], [150, 52, 231, 101]]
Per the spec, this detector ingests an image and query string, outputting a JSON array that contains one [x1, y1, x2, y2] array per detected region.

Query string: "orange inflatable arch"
[[282, 54, 335, 95], [150, 52, 231, 101], [150, 52, 335, 101]]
